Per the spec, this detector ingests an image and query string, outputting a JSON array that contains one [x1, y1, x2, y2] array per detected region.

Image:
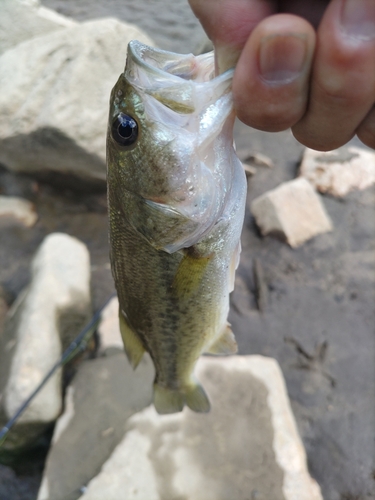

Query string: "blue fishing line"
[[0, 293, 116, 447]]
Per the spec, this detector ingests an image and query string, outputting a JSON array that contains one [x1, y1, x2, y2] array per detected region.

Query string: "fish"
[[107, 41, 247, 414]]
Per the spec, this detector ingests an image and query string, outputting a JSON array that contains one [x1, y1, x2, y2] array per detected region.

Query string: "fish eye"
[[111, 113, 138, 147]]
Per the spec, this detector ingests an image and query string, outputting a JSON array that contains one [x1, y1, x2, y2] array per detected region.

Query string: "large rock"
[[0, 19, 154, 185], [42, 0, 205, 55], [250, 177, 333, 248], [299, 146, 375, 197], [0, 195, 37, 227], [0, 0, 76, 56], [37, 352, 154, 500], [78, 356, 322, 500], [0, 233, 91, 453]]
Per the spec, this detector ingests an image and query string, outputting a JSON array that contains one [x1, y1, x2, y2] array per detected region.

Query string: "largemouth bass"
[[107, 41, 246, 414]]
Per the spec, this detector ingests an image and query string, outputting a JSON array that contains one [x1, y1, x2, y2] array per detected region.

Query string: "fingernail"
[[341, 0, 375, 41], [259, 34, 307, 85]]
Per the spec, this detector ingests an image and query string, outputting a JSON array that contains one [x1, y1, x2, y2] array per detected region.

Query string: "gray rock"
[[251, 178, 333, 248], [299, 146, 375, 198], [0, 18, 154, 184], [78, 356, 322, 500], [37, 352, 154, 500], [0, 0, 76, 56], [0, 233, 91, 452], [0, 195, 37, 227], [41, 0, 205, 55]]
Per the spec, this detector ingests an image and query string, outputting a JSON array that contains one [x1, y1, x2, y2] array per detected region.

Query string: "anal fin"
[[207, 324, 238, 355], [119, 309, 145, 369], [185, 383, 210, 413]]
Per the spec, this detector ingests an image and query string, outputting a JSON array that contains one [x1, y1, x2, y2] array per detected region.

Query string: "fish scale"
[[107, 41, 246, 414]]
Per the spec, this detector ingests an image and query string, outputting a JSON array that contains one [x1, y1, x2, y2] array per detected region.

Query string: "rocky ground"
[[0, 1, 374, 499]]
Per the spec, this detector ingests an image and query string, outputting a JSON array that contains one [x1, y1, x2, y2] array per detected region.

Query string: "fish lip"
[[126, 40, 234, 86]]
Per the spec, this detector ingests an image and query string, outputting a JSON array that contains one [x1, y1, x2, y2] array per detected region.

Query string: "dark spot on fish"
[[111, 113, 139, 149]]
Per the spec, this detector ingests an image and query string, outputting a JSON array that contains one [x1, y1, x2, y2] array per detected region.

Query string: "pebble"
[[299, 146, 375, 197], [250, 178, 333, 248], [0, 195, 37, 227]]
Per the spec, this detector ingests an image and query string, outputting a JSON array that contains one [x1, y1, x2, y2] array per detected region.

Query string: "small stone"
[[0, 19, 154, 184], [250, 178, 333, 248], [236, 147, 275, 169], [0, 195, 37, 227], [242, 163, 257, 177], [78, 356, 322, 500], [244, 152, 274, 169], [299, 146, 375, 197], [97, 296, 123, 354], [0, 233, 91, 452], [37, 352, 154, 500], [0, 0, 76, 56]]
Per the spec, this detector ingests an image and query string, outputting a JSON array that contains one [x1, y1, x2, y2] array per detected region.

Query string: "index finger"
[[189, 0, 275, 72]]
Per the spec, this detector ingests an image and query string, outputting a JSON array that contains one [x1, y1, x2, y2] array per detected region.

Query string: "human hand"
[[189, 0, 375, 150]]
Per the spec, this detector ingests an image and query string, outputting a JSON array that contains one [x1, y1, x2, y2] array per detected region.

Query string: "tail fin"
[[185, 383, 210, 413], [153, 382, 210, 415], [153, 385, 184, 414]]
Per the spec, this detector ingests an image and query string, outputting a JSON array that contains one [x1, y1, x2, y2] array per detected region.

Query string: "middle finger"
[[292, 0, 375, 151]]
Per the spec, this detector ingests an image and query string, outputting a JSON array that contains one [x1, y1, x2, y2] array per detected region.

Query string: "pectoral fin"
[[172, 251, 212, 300], [207, 324, 238, 355], [119, 309, 145, 369]]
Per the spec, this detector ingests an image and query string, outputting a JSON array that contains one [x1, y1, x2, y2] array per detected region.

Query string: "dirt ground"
[[0, 1, 374, 499]]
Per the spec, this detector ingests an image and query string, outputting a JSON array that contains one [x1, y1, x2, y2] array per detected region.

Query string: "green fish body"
[[107, 41, 246, 414]]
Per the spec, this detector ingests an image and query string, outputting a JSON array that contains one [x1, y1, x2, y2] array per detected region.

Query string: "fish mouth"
[[124, 41, 234, 114], [125, 40, 233, 86]]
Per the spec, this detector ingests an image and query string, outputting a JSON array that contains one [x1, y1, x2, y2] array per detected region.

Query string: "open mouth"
[[126, 40, 219, 83]]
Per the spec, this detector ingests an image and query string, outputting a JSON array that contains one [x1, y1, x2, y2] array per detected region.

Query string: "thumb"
[[189, 0, 274, 73]]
